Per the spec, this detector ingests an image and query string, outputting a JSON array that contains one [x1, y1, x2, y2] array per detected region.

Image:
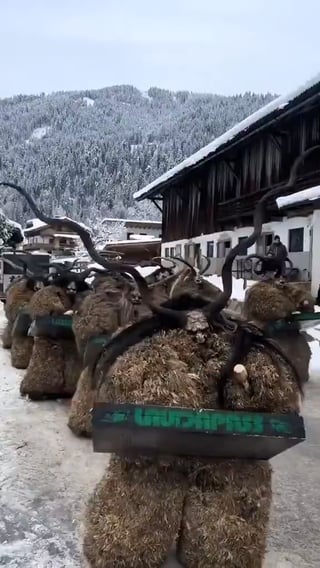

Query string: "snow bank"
[[277, 185, 320, 208], [204, 274, 254, 302]]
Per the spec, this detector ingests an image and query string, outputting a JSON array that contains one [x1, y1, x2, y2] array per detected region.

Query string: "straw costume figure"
[[19, 272, 90, 399], [69, 263, 221, 437], [0, 147, 317, 567]]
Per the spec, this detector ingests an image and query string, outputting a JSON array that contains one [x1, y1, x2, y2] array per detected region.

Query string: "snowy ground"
[[1, 297, 320, 567]]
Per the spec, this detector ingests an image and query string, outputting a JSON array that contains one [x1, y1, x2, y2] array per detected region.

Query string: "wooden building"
[[134, 73, 320, 293], [23, 218, 81, 255], [103, 238, 161, 264], [102, 218, 162, 241]]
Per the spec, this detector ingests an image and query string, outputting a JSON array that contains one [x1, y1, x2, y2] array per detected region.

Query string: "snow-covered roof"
[[24, 219, 48, 234], [134, 72, 320, 201], [277, 185, 320, 208], [50, 256, 78, 263], [101, 217, 161, 226], [24, 216, 89, 234], [53, 233, 81, 239], [104, 237, 161, 247], [128, 234, 158, 241]]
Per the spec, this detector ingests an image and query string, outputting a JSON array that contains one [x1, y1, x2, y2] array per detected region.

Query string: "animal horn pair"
[[1, 144, 320, 325], [171, 255, 210, 276], [204, 144, 320, 323]]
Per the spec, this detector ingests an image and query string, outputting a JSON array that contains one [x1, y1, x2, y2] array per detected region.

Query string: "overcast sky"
[[1, 0, 319, 98]]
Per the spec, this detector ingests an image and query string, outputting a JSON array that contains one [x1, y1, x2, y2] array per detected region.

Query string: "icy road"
[[0, 304, 319, 567]]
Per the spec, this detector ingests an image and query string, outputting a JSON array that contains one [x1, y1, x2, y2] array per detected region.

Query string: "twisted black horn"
[[200, 255, 211, 275], [2, 256, 28, 275], [204, 144, 320, 323], [0, 182, 184, 323]]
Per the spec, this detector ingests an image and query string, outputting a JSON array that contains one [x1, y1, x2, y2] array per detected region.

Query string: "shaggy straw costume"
[[20, 285, 82, 399], [244, 280, 313, 382], [1, 321, 13, 349], [2, 277, 34, 349], [68, 271, 222, 438], [68, 270, 183, 437], [68, 276, 136, 436], [83, 296, 301, 568], [11, 329, 34, 369], [2, 147, 316, 567]]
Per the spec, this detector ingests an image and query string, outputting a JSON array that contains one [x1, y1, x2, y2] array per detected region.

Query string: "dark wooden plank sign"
[[29, 314, 74, 340], [92, 403, 305, 460], [292, 312, 320, 322], [12, 310, 32, 337]]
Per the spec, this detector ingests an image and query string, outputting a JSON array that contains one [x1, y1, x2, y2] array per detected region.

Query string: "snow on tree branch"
[[0, 210, 24, 249], [74, 217, 125, 255]]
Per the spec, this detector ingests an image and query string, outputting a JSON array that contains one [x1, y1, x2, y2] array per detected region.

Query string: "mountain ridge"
[[0, 84, 277, 227]]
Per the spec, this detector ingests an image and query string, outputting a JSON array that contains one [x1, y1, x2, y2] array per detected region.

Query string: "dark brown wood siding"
[[162, 104, 320, 242]]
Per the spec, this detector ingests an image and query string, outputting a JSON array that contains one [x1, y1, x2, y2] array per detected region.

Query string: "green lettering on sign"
[[51, 317, 72, 328], [133, 408, 265, 435], [99, 406, 292, 437], [269, 418, 291, 434]]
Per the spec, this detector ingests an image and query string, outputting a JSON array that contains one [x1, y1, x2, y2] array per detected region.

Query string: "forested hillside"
[[0, 85, 276, 225]]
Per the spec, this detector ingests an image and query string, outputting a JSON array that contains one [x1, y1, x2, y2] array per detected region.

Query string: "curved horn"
[[200, 255, 210, 275], [2, 256, 28, 275], [205, 144, 320, 322], [151, 256, 178, 270], [0, 182, 184, 324], [171, 256, 196, 274]]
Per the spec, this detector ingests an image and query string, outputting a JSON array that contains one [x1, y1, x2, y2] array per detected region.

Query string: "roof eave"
[[134, 78, 320, 202]]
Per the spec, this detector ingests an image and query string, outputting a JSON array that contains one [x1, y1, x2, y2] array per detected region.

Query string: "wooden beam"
[[270, 127, 289, 139], [268, 133, 282, 152], [151, 199, 163, 213], [223, 160, 241, 182]]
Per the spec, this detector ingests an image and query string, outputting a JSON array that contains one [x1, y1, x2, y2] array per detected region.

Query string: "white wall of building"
[[162, 214, 312, 279], [125, 224, 161, 240], [311, 210, 320, 296], [107, 220, 161, 241]]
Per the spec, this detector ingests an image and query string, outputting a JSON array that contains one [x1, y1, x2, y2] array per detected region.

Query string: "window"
[[175, 244, 182, 256], [170, 247, 175, 256], [238, 236, 248, 255], [207, 241, 214, 258], [184, 244, 191, 258], [257, 232, 273, 255], [217, 240, 231, 258], [289, 228, 304, 252], [164, 247, 169, 257]]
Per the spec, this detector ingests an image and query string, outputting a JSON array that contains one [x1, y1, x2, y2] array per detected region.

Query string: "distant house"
[[102, 237, 161, 264], [103, 218, 162, 241], [23, 218, 81, 255]]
